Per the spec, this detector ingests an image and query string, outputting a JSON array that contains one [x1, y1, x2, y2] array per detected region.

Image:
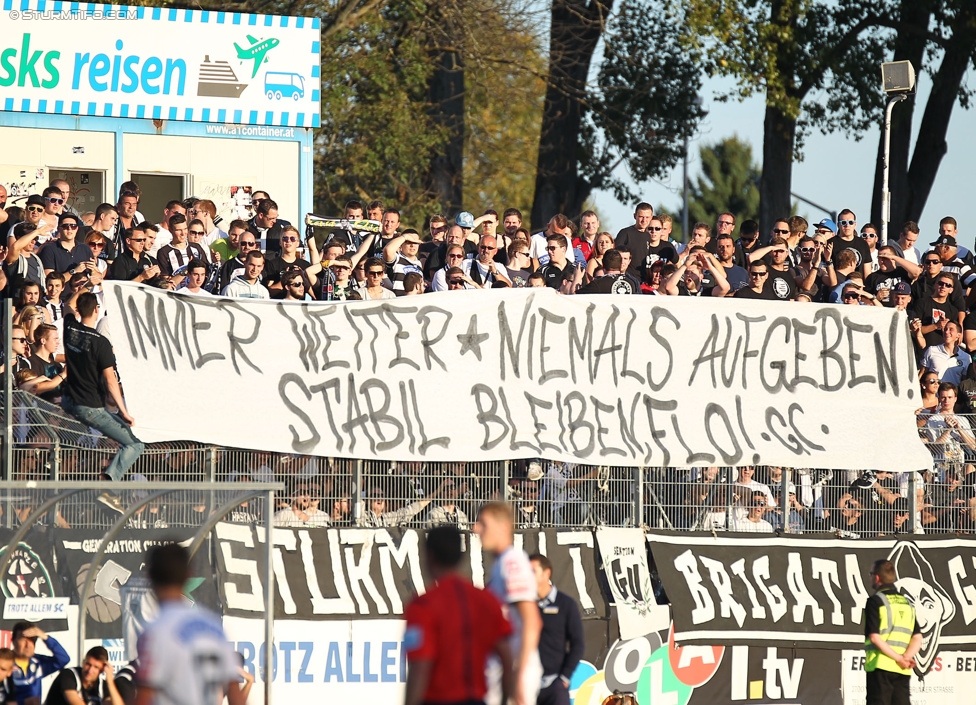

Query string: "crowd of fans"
[[0, 179, 971, 534]]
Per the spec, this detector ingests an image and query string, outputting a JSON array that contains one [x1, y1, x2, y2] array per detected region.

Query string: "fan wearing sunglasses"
[[0, 325, 33, 378], [264, 225, 314, 298], [785, 235, 827, 298], [732, 220, 762, 267], [39, 213, 94, 277], [41, 185, 64, 218], [360, 256, 396, 300], [913, 274, 965, 348], [10, 195, 56, 247], [829, 208, 872, 279]]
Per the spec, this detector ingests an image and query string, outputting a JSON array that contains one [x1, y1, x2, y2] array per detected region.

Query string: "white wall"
[[0, 126, 301, 226], [124, 133, 300, 225], [0, 127, 115, 206]]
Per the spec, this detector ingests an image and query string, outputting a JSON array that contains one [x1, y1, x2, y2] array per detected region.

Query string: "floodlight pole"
[[881, 93, 908, 246]]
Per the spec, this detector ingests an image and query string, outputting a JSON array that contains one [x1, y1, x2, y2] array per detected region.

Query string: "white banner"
[[841, 649, 976, 705], [595, 528, 666, 640], [222, 617, 407, 704], [101, 282, 932, 470], [0, 2, 320, 127]]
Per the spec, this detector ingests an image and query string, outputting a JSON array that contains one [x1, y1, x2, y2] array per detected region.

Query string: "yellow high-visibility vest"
[[865, 592, 915, 675]]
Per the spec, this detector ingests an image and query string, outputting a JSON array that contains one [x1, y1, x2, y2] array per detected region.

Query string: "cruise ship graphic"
[[197, 56, 248, 98]]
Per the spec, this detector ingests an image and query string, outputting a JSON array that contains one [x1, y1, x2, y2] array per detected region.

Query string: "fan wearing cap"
[[929, 234, 976, 298], [453, 211, 477, 243], [382, 228, 425, 295], [814, 218, 837, 238], [891, 281, 913, 312], [6, 195, 55, 248], [863, 244, 921, 303], [9, 622, 69, 705]]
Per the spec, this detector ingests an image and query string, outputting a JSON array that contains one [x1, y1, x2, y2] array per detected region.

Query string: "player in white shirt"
[[475, 501, 543, 705], [135, 544, 244, 705]]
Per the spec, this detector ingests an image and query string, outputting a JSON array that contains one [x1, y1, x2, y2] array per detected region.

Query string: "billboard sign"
[[0, 1, 321, 127]]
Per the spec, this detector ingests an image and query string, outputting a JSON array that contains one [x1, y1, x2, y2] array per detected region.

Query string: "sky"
[[591, 75, 975, 244]]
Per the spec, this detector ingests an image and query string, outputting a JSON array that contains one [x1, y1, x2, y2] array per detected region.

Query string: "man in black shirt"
[[864, 245, 920, 303], [577, 250, 635, 294], [735, 261, 778, 300], [106, 227, 159, 282], [39, 213, 93, 277], [423, 225, 477, 281], [643, 217, 678, 270], [112, 660, 138, 705], [614, 202, 654, 280], [218, 235, 258, 291], [831, 209, 872, 278], [538, 234, 578, 293], [530, 554, 584, 705], [733, 219, 762, 267], [62, 293, 143, 513], [44, 646, 122, 705], [911, 272, 964, 347], [912, 253, 967, 310]]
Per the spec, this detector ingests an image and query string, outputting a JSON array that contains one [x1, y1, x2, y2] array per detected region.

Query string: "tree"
[[530, 0, 614, 227], [867, 0, 976, 226], [461, 1, 547, 217], [314, 0, 447, 225], [681, 0, 975, 232], [685, 137, 761, 230], [531, 0, 706, 226], [424, 0, 466, 214]]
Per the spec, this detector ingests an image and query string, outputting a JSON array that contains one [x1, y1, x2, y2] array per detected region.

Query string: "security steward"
[[529, 554, 584, 705], [864, 559, 923, 705]]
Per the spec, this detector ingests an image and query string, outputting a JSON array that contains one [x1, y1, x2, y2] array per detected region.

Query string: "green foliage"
[[686, 137, 761, 229], [462, 2, 547, 218], [587, 0, 707, 203], [314, 0, 447, 227]]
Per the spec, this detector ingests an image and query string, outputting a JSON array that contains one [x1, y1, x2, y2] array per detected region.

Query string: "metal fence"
[[2, 390, 966, 534]]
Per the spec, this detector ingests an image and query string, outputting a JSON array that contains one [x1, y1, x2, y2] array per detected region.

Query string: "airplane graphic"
[[234, 35, 280, 78]]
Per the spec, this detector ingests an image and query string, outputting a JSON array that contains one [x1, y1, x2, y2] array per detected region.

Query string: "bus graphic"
[[264, 72, 305, 100]]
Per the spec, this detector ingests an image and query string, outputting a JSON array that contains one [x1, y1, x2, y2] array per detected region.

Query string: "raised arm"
[[6, 231, 37, 264], [704, 254, 730, 297], [383, 234, 407, 264]]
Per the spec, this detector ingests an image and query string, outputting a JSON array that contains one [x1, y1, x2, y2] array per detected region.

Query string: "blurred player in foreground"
[[135, 544, 244, 705]]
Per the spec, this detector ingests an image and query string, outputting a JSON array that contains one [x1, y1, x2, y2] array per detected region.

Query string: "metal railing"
[[3, 390, 967, 534]]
